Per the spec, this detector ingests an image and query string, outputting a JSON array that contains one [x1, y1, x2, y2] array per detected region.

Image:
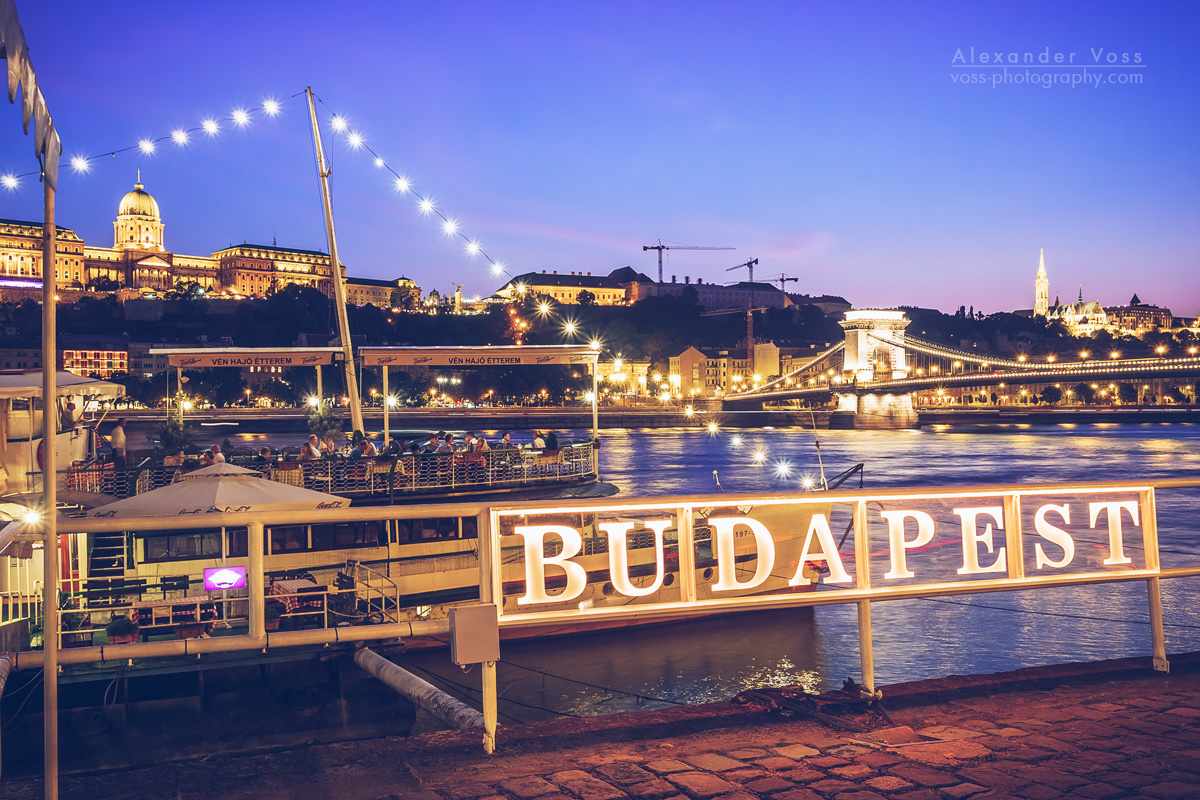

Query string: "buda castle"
[[0, 178, 417, 307]]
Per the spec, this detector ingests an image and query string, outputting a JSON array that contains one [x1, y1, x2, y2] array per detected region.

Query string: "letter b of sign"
[[514, 525, 587, 605]]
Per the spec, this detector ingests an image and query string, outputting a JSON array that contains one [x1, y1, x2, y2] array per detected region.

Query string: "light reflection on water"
[[401, 422, 1200, 728]]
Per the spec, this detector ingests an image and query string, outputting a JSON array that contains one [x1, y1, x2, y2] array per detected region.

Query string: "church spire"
[[1078, 285, 1083, 303], [1034, 248, 1050, 317]]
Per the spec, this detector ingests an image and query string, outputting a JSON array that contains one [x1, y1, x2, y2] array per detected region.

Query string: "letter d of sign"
[[881, 509, 936, 580], [601, 520, 670, 597], [514, 525, 588, 605], [709, 517, 775, 592]]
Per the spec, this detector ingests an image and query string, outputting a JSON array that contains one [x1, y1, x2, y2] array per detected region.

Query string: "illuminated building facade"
[[346, 276, 421, 309], [1034, 248, 1050, 318], [497, 271, 627, 305], [1048, 289, 1109, 336], [0, 180, 349, 299], [1104, 294, 1173, 334]]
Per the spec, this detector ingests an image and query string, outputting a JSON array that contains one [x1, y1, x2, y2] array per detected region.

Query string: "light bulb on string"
[[232, 108, 250, 127], [1, 174, 18, 190], [262, 99, 281, 117], [138, 139, 156, 154], [202, 119, 220, 136], [418, 198, 435, 215], [70, 156, 90, 173], [171, 129, 189, 145], [330, 115, 348, 132], [346, 132, 364, 149], [442, 219, 458, 236], [393, 176, 411, 193], [374, 157, 385, 168], [466, 240, 481, 256]]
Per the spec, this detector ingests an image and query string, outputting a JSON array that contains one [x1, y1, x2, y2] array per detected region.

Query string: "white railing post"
[[853, 500, 876, 694], [1141, 488, 1168, 672], [678, 505, 696, 604], [247, 521, 265, 646]]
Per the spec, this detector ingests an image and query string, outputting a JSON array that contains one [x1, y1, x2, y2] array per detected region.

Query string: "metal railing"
[[58, 443, 599, 501]]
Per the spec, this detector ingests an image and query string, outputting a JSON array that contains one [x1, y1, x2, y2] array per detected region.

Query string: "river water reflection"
[[399, 422, 1200, 727]]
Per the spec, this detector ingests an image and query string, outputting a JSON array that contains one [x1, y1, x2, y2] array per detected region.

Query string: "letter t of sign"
[[1089, 501, 1138, 566], [514, 525, 588, 605]]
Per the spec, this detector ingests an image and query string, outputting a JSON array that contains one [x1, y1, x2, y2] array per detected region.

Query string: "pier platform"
[[7, 652, 1200, 799]]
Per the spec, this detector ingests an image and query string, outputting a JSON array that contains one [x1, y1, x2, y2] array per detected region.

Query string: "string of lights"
[[1, 95, 297, 190]]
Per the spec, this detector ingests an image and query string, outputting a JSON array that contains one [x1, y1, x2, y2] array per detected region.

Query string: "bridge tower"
[[839, 309, 910, 381]]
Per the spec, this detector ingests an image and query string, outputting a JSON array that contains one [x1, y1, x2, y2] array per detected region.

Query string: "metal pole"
[[247, 521, 265, 645], [176, 366, 183, 421], [1147, 578, 1169, 673], [382, 366, 389, 444], [41, 174, 59, 800], [857, 599, 875, 694], [305, 87, 364, 435], [482, 660, 497, 754], [591, 362, 598, 441], [316, 365, 323, 405]]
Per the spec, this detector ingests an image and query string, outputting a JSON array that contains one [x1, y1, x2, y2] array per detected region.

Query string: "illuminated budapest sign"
[[488, 485, 1157, 623]]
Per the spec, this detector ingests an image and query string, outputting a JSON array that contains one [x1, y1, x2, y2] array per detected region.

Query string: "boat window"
[[461, 517, 478, 540], [268, 525, 307, 554], [144, 530, 222, 563], [395, 517, 463, 542], [311, 521, 385, 551], [226, 528, 248, 557]]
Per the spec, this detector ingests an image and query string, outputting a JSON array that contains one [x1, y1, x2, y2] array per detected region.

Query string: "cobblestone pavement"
[[7, 655, 1200, 800]]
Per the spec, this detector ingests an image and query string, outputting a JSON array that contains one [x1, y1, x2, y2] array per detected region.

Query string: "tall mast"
[[305, 87, 364, 435]]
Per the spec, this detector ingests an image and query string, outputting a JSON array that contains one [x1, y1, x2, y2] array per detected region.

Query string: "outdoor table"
[[130, 595, 217, 640], [270, 578, 323, 613]]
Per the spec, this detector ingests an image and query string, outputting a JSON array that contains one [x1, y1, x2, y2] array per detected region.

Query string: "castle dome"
[[118, 179, 160, 219]]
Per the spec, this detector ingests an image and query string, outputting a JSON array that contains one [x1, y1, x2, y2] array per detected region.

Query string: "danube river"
[[196, 421, 1200, 728]]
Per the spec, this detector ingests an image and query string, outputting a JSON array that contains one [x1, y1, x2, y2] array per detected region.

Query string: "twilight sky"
[[1, 1, 1197, 315]]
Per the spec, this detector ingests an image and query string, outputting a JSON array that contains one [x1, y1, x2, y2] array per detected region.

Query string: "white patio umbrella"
[[87, 469, 349, 519]]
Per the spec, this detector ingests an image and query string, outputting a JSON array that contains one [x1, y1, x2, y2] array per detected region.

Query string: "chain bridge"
[[724, 310, 1200, 428]]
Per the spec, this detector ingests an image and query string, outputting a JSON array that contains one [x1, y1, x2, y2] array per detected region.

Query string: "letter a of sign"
[[709, 518, 776, 591], [881, 509, 935, 580], [514, 525, 588, 605], [789, 514, 852, 585], [602, 520, 670, 597]]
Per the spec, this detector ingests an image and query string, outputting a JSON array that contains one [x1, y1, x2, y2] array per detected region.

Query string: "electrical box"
[[450, 603, 499, 666]]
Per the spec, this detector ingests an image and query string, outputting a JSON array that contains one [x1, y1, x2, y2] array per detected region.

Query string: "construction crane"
[[642, 240, 734, 283], [768, 274, 798, 292], [723, 259, 761, 370], [701, 305, 769, 381]]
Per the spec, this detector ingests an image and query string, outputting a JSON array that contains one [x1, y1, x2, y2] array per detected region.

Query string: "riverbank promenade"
[[8, 652, 1200, 800]]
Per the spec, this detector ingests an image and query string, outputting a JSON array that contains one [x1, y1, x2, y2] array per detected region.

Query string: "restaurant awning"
[[359, 345, 600, 367], [148, 347, 340, 368]]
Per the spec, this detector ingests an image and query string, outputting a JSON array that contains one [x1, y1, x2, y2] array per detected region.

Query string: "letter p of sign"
[[515, 525, 587, 605]]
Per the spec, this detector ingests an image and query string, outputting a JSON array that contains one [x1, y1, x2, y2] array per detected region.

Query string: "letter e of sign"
[[953, 506, 1007, 575], [514, 525, 587, 605]]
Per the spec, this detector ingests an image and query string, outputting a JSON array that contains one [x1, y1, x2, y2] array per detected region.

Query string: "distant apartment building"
[[0, 339, 44, 370], [787, 293, 852, 317], [624, 274, 792, 310], [670, 346, 752, 397], [59, 335, 129, 378]]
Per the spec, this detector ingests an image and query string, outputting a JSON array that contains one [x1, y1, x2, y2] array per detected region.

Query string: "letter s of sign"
[[514, 525, 587, 605], [1089, 500, 1139, 566], [881, 509, 936, 580], [708, 517, 775, 592], [601, 520, 670, 597], [1033, 503, 1075, 569]]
